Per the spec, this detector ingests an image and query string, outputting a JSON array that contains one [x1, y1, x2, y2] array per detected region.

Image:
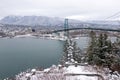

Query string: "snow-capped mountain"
[[0, 15, 120, 29], [0, 16, 65, 26], [0, 23, 3, 26], [87, 20, 120, 25]]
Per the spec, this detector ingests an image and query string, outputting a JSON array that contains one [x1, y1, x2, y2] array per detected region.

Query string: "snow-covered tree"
[[87, 32, 114, 67], [72, 41, 82, 63], [60, 38, 82, 65], [87, 31, 97, 64], [111, 38, 120, 73]]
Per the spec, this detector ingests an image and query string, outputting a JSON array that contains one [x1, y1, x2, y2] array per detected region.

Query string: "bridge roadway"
[[48, 27, 120, 33]]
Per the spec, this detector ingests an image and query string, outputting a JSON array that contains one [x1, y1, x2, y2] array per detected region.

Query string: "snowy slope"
[[0, 16, 64, 26], [11, 65, 120, 80], [0, 16, 83, 27]]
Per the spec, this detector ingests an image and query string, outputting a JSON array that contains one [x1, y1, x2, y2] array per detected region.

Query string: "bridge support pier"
[[64, 19, 69, 38]]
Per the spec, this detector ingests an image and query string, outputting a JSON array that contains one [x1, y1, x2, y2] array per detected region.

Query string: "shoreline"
[[0, 34, 81, 41]]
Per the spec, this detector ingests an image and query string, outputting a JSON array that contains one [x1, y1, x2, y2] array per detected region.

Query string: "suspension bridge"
[[47, 19, 120, 37]]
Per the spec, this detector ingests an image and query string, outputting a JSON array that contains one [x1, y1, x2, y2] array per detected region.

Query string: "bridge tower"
[[64, 19, 69, 38]]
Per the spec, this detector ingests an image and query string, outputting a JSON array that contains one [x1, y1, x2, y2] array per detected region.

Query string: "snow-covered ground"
[[6, 65, 120, 80], [14, 34, 35, 38]]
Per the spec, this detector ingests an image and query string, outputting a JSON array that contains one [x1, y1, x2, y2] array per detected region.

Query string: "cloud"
[[0, 0, 120, 20]]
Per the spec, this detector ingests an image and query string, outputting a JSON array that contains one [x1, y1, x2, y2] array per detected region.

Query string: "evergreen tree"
[[113, 38, 120, 56], [87, 31, 97, 64], [78, 31, 120, 72], [60, 38, 82, 65], [87, 32, 114, 67], [60, 40, 69, 65], [111, 38, 120, 72], [72, 41, 82, 63]]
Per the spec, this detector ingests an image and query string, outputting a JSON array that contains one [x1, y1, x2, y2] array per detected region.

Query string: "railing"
[[64, 73, 104, 80]]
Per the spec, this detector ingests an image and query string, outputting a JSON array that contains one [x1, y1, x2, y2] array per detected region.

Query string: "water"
[[0, 38, 64, 79], [0, 37, 116, 79]]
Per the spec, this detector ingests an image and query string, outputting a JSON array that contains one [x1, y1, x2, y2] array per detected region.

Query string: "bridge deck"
[[49, 28, 120, 33]]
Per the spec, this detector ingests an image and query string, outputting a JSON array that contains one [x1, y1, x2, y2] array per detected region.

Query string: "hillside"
[[0, 16, 120, 29]]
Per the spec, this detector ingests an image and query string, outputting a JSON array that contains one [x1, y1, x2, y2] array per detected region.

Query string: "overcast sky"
[[0, 0, 120, 20]]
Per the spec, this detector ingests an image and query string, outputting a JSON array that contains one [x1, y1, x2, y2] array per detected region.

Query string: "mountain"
[[0, 16, 65, 26], [0, 15, 120, 29], [0, 16, 83, 27], [87, 20, 120, 25]]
